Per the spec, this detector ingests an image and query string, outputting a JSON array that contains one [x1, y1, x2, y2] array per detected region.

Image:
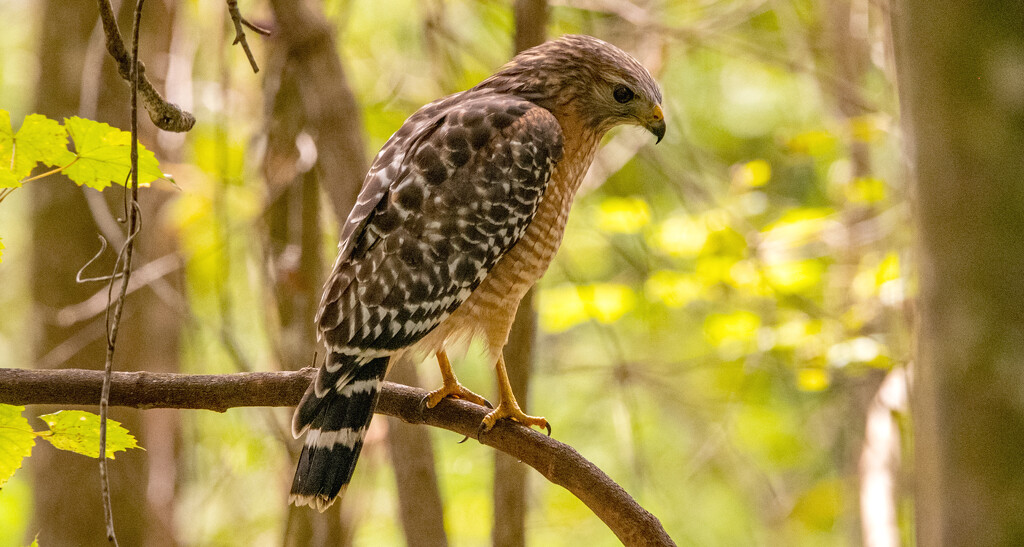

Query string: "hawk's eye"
[[613, 85, 635, 104]]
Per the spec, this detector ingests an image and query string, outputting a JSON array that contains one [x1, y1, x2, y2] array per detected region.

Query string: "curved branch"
[[96, 0, 196, 132], [0, 367, 675, 546]]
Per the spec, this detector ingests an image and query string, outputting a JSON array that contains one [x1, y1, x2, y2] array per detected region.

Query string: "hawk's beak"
[[646, 104, 666, 144]]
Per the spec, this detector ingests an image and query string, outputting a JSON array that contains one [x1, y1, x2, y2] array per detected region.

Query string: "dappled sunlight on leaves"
[[764, 258, 825, 293], [539, 283, 637, 333], [651, 214, 708, 257], [732, 159, 772, 188], [594, 196, 651, 234], [704, 310, 761, 348], [796, 368, 830, 392], [0, 0, 915, 543], [645, 270, 703, 308]]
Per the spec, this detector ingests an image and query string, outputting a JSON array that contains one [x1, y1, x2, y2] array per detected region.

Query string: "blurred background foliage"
[[0, 0, 910, 545]]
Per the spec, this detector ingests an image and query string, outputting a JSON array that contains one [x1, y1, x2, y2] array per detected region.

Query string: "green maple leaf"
[[38, 410, 142, 459], [0, 404, 36, 488], [63, 117, 165, 191], [0, 110, 19, 188], [0, 111, 74, 189], [17, 114, 76, 170]]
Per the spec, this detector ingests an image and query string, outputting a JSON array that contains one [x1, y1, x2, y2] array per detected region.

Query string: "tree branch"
[[226, 0, 269, 73], [1, 367, 675, 546], [96, 0, 196, 132]]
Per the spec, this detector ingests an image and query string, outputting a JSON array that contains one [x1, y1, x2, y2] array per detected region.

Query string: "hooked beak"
[[646, 104, 666, 144]]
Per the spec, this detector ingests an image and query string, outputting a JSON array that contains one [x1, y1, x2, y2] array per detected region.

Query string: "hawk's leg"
[[424, 350, 492, 409], [481, 354, 550, 434]]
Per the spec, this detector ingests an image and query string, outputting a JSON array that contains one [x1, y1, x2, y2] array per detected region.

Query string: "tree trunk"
[[29, 0, 182, 545], [386, 358, 450, 547], [493, 4, 547, 546], [261, 15, 350, 546], [893, 1, 1024, 544], [264, 1, 448, 543]]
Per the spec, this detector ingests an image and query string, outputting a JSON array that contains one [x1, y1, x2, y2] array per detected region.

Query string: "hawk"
[[290, 34, 665, 511]]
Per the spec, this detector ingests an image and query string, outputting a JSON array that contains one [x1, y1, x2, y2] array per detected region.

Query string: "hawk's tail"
[[289, 354, 389, 512]]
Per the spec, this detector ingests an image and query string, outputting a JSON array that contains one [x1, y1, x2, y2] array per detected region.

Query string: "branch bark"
[[0, 367, 675, 546], [96, 0, 195, 132]]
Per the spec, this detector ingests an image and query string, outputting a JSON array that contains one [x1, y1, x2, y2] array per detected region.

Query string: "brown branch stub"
[[226, 0, 268, 74], [96, 0, 196, 132], [0, 367, 676, 545]]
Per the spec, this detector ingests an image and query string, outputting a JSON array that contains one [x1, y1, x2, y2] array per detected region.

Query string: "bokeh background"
[[0, 0, 910, 545]]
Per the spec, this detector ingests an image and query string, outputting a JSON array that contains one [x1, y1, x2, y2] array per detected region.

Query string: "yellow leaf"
[[762, 208, 834, 238], [595, 196, 650, 234], [653, 215, 707, 257], [845, 177, 887, 203], [704, 310, 761, 346], [733, 159, 771, 187], [796, 368, 829, 392], [581, 283, 636, 324], [786, 483, 843, 532], [877, 252, 900, 285], [764, 259, 824, 293], [538, 285, 589, 333], [728, 260, 765, 293], [696, 255, 739, 287], [538, 283, 636, 332], [790, 479, 844, 531], [39, 410, 141, 459], [645, 270, 701, 307], [786, 129, 836, 156], [774, 317, 821, 348], [849, 114, 888, 143]]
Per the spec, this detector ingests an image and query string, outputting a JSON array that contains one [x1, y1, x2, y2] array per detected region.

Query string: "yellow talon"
[[481, 354, 550, 435], [480, 401, 549, 433], [424, 351, 491, 409], [424, 382, 491, 409]]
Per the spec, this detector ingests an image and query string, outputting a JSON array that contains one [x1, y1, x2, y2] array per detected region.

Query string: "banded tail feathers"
[[289, 355, 390, 512]]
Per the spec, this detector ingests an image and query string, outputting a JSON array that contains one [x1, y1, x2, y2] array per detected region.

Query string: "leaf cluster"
[[0, 404, 142, 489], [0, 111, 167, 261]]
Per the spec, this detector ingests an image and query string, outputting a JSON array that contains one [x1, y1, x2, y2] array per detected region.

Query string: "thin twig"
[[95, 0, 195, 132], [241, 17, 271, 35], [0, 368, 676, 546], [226, 0, 267, 73], [98, 1, 145, 543]]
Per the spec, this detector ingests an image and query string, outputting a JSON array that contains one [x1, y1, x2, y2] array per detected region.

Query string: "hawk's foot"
[[480, 402, 551, 435], [423, 382, 492, 409]]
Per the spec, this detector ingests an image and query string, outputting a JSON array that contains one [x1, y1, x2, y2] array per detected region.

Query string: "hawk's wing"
[[316, 91, 563, 359]]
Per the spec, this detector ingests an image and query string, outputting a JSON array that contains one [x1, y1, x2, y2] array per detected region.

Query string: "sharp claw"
[[482, 397, 494, 409], [416, 394, 430, 419], [457, 435, 470, 444], [544, 422, 552, 436]]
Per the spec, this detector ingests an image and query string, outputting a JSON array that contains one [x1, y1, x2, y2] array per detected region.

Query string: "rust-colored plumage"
[[290, 34, 665, 511]]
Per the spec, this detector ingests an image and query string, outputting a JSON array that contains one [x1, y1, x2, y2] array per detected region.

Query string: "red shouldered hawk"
[[290, 34, 665, 511]]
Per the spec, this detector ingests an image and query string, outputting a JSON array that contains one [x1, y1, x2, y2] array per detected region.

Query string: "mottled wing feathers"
[[316, 91, 564, 357]]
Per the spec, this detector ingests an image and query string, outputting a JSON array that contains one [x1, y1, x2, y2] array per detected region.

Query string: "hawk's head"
[[477, 34, 666, 143]]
